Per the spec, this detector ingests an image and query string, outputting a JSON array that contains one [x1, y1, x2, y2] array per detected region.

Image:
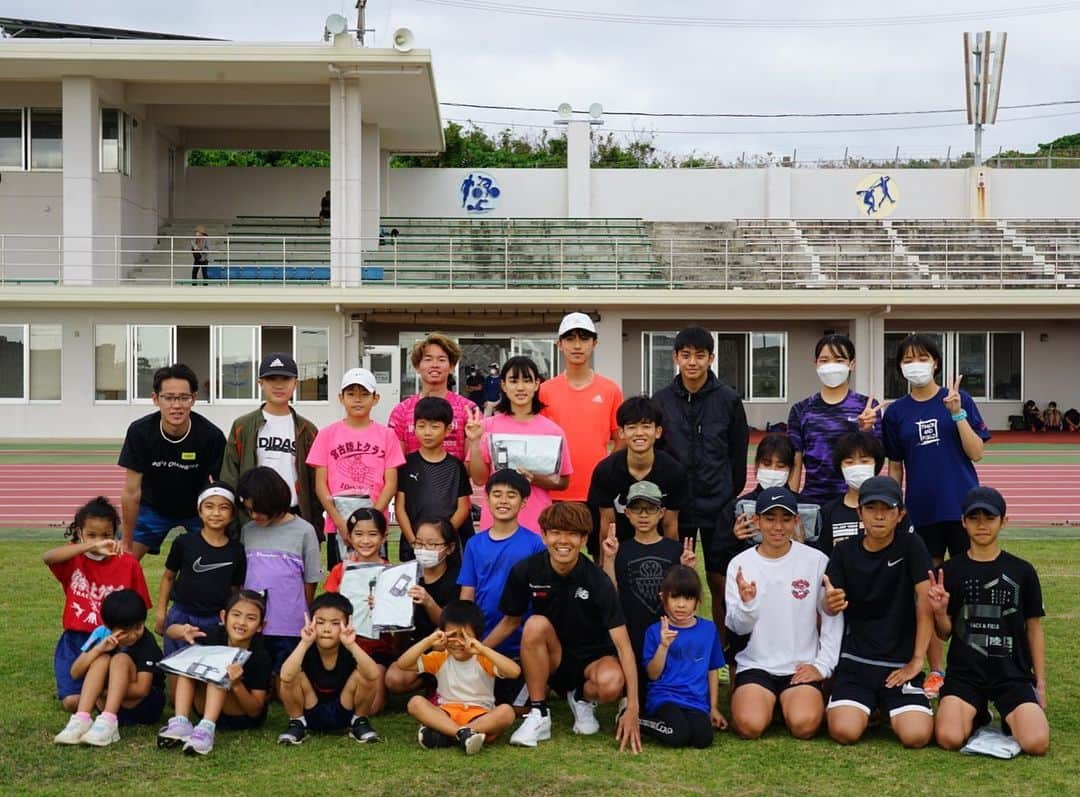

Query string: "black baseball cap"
[[259, 352, 298, 378], [755, 487, 798, 516], [858, 476, 903, 508], [963, 486, 1007, 517]]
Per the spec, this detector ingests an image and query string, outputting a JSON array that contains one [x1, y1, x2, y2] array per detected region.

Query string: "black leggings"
[[639, 703, 714, 749]]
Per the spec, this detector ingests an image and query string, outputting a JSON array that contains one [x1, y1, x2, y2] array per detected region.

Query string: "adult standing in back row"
[[118, 364, 226, 560], [653, 326, 749, 632]]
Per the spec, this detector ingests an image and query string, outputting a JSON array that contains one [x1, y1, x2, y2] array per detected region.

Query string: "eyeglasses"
[[413, 540, 448, 550], [157, 393, 194, 405], [626, 503, 661, 515]]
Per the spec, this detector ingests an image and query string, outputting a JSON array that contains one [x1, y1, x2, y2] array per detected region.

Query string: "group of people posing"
[[44, 314, 1049, 760]]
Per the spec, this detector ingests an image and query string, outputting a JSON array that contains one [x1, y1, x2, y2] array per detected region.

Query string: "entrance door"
[[363, 344, 400, 424], [511, 338, 558, 380]]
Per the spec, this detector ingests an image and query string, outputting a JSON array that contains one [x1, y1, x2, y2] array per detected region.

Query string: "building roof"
[[0, 16, 214, 40]]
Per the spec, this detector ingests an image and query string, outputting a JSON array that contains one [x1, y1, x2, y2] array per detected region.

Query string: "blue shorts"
[[133, 505, 201, 555], [54, 630, 91, 701], [117, 687, 166, 726], [305, 699, 353, 731], [163, 604, 221, 657], [263, 634, 301, 673]]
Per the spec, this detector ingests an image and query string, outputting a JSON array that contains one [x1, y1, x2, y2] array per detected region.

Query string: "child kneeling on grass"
[[53, 589, 164, 747], [158, 589, 272, 756], [397, 599, 520, 754], [277, 592, 381, 745]]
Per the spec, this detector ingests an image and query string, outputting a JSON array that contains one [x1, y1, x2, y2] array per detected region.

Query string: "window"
[[642, 332, 677, 394], [95, 324, 128, 400], [0, 109, 22, 169], [216, 326, 259, 401], [101, 108, 133, 175], [133, 325, 175, 400], [29, 108, 62, 170], [0, 323, 62, 401], [990, 333, 1022, 400], [884, 331, 1021, 401], [642, 330, 787, 400], [296, 327, 329, 401]]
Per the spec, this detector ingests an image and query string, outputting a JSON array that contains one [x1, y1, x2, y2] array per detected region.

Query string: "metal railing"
[[1, 231, 1078, 290]]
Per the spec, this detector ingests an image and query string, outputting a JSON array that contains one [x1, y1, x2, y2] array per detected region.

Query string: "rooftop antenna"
[[355, 1, 376, 44], [963, 31, 1007, 166]]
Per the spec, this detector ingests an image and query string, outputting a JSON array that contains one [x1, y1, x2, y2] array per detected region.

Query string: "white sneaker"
[[567, 690, 600, 735], [509, 708, 552, 747], [80, 716, 120, 747], [54, 715, 93, 745]]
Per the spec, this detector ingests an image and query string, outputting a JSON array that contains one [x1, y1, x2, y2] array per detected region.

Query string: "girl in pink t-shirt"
[[465, 356, 572, 532]]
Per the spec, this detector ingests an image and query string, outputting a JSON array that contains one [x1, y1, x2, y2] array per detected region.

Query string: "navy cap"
[[963, 486, 1007, 517], [259, 352, 298, 378], [755, 487, 799, 516], [858, 476, 903, 508]]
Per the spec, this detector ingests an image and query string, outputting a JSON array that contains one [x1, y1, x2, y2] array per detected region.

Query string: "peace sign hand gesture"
[[735, 566, 757, 604], [926, 568, 950, 616], [857, 396, 888, 431], [679, 537, 697, 568], [944, 375, 964, 415], [659, 615, 679, 648], [464, 406, 485, 443], [601, 523, 619, 560]]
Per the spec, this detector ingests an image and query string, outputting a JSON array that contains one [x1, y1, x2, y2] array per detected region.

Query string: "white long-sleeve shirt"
[[725, 540, 842, 679]]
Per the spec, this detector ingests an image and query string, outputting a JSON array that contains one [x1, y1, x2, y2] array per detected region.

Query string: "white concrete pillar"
[[61, 76, 100, 284], [764, 166, 791, 219], [850, 312, 888, 400], [329, 77, 364, 285], [360, 123, 381, 250], [566, 121, 591, 218], [379, 149, 391, 216], [593, 312, 623, 387]]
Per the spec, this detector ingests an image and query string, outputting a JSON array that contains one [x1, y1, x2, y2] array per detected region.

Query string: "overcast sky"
[[5, 0, 1080, 163]]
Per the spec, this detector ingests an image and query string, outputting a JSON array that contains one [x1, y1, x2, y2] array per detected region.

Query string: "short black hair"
[[814, 333, 855, 362], [414, 396, 453, 426], [439, 599, 486, 638], [102, 589, 147, 630], [414, 517, 461, 567], [310, 591, 354, 620], [673, 326, 714, 354], [754, 433, 796, 469], [236, 466, 292, 519], [67, 496, 120, 541], [345, 506, 389, 536], [616, 395, 664, 427], [832, 431, 886, 473], [895, 333, 942, 375], [660, 565, 702, 602], [153, 363, 199, 394], [485, 468, 531, 498], [494, 356, 546, 415]]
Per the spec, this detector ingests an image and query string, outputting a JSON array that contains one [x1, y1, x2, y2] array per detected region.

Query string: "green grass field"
[[0, 528, 1077, 797]]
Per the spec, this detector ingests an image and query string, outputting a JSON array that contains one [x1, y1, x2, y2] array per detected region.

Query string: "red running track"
[[1, 460, 1078, 528]]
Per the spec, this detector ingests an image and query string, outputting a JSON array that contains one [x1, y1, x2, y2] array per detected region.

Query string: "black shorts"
[[915, 521, 969, 560], [117, 687, 166, 726], [216, 711, 268, 731], [262, 634, 301, 673], [734, 668, 824, 697], [940, 676, 1039, 722], [827, 660, 931, 719], [549, 645, 616, 695], [493, 674, 528, 707], [305, 698, 353, 731]]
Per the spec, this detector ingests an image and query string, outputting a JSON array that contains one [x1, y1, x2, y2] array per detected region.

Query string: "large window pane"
[[751, 333, 785, 399], [715, 333, 747, 397], [101, 108, 119, 172], [217, 326, 257, 400], [884, 331, 946, 400], [643, 332, 677, 395], [134, 325, 173, 399], [29, 324, 62, 400], [296, 327, 329, 401], [0, 324, 26, 398], [29, 108, 62, 169], [95, 324, 128, 400], [957, 333, 988, 399], [991, 332, 1022, 400], [0, 109, 21, 168]]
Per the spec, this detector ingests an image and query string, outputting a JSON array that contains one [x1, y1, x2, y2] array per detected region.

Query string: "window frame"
[[0, 322, 63, 403], [883, 330, 1023, 402], [294, 325, 331, 404], [28, 107, 63, 172], [642, 329, 788, 401], [0, 107, 25, 171], [213, 324, 261, 404]]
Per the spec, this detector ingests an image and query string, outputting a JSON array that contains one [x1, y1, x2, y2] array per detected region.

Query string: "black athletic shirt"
[[942, 551, 1045, 687], [118, 411, 226, 518], [826, 530, 933, 666], [411, 564, 461, 641], [588, 449, 688, 541], [398, 452, 475, 540], [814, 498, 862, 556], [124, 631, 165, 691], [612, 536, 683, 654], [500, 552, 625, 658], [302, 644, 358, 704], [165, 532, 247, 614], [201, 625, 273, 694]]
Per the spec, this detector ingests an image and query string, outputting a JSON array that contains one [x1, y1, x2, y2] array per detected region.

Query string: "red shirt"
[[49, 552, 152, 632]]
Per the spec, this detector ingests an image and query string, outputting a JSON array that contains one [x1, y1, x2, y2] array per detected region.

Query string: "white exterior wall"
[[176, 167, 331, 219], [387, 168, 568, 217]]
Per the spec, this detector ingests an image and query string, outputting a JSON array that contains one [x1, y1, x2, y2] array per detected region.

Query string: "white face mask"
[[901, 361, 935, 387], [414, 548, 442, 568], [816, 362, 850, 389], [756, 468, 789, 489], [841, 464, 876, 490], [83, 551, 107, 562]]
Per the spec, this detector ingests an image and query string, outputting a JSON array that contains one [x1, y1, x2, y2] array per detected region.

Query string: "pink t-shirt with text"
[[388, 391, 476, 460]]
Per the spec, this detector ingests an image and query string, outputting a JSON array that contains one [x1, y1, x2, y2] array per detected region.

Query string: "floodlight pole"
[[963, 31, 1006, 168]]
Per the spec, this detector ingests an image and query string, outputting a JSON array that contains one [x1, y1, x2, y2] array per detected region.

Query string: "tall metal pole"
[[356, 1, 368, 44], [973, 39, 983, 166]]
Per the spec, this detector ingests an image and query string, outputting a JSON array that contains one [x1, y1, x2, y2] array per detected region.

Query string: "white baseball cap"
[[558, 312, 597, 337], [340, 367, 378, 394]]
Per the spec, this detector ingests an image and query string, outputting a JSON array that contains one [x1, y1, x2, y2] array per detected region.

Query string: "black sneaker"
[[456, 727, 485, 755], [277, 720, 308, 745], [418, 725, 455, 749], [349, 716, 379, 744]]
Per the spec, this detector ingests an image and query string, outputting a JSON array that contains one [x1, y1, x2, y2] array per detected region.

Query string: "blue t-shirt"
[[642, 617, 725, 716], [458, 526, 547, 657], [882, 388, 991, 527]]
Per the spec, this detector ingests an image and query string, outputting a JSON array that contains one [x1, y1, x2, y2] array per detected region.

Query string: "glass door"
[[364, 344, 401, 425]]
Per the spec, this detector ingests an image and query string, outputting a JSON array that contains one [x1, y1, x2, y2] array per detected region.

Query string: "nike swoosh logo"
[[192, 557, 233, 574], [887, 558, 903, 567]]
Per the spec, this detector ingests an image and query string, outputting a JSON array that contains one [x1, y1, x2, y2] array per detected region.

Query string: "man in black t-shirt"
[[823, 476, 934, 749], [930, 487, 1049, 756], [487, 502, 641, 752], [118, 364, 226, 559]]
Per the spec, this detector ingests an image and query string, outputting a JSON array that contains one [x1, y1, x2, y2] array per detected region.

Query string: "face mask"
[[901, 361, 934, 387], [816, 362, 850, 389], [756, 468, 789, 489], [414, 548, 442, 568], [842, 464, 876, 490], [83, 551, 107, 562]]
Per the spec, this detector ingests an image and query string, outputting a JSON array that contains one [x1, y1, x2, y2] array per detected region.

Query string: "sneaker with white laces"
[[54, 715, 93, 745], [509, 708, 552, 748], [80, 716, 120, 747], [566, 690, 600, 735], [349, 716, 379, 744], [457, 727, 485, 755], [183, 725, 215, 756], [277, 719, 308, 745], [157, 716, 194, 748], [418, 726, 455, 749]]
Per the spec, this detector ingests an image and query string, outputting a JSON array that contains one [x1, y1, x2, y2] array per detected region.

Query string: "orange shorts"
[[440, 702, 490, 727]]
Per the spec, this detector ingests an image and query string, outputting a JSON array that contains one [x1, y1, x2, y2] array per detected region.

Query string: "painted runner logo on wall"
[[854, 174, 899, 217], [460, 172, 501, 212]]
